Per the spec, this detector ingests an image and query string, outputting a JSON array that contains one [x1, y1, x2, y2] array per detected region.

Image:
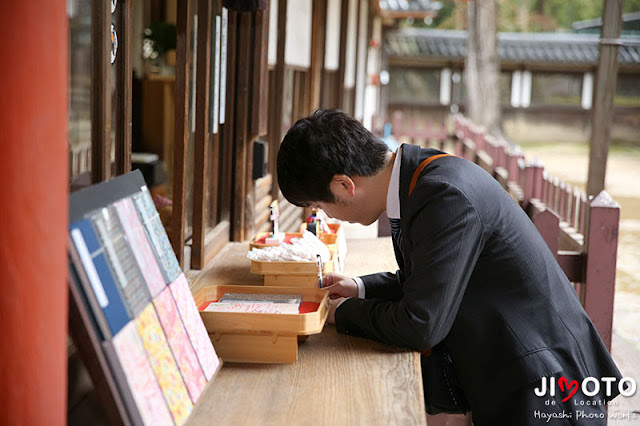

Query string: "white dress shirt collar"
[[386, 145, 402, 219]]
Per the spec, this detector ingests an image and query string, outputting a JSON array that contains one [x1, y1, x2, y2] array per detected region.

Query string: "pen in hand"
[[316, 255, 323, 289]]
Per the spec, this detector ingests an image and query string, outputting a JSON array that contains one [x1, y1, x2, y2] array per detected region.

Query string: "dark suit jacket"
[[335, 144, 622, 418]]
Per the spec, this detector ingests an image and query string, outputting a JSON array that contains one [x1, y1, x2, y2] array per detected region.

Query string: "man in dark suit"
[[277, 109, 623, 424]]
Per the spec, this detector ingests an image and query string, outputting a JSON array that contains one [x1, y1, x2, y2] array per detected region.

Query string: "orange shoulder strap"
[[408, 154, 453, 196]]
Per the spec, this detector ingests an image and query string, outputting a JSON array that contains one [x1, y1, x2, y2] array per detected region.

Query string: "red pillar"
[[0, 1, 68, 425]]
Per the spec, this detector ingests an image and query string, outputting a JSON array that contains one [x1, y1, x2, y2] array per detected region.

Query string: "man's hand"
[[327, 297, 346, 325], [319, 272, 359, 299]]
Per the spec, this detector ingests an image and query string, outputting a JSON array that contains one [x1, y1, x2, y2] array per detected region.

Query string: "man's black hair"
[[277, 109, 390, 207]]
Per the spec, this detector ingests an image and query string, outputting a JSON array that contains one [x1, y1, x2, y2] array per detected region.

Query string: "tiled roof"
[[385, 28, 640, 66]]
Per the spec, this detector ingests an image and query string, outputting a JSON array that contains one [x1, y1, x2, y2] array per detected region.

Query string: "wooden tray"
[[194, 285, 329, 363]]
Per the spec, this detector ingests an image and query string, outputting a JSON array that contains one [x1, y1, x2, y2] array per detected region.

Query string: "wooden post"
[[232, 12, 253, 241], [494, 140, 506, 169], [221, 9, 237, 223], [506, 148, 523, 184], [172, 0, 192, 267], [541, 171, 549, 205], [309, 0, 327, 112], [586, 0, 624, 198], [583, 190, 620, 351], [91, 0, 113, 183], [1, 1, 68, 423], [522, 162, 543, 208], [251, 8, 270, 136], [564, 184, 573, 224], [115, 0, 132, 175], [192, 0, 213, 269], [270, 0, 287, 201], [551, 177, 560, 213], [528, 201, 560, 260], [336, 0, 349, 110], [572, 187, 581, 229], [579, 193, 588, 235], [472, 125, 486, 152], [558, 181, 566, 221]]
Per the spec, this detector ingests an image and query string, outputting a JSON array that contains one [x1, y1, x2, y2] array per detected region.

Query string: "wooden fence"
[[375, 113, 620, 353]]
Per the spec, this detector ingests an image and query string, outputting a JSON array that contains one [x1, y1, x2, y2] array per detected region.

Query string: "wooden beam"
[[586, 0, 624, 198], [192, 0, 213, 269], [171, 0, 192, 267], [91, 0, 112, 183], [309, 0, 327, 112], [115, 0, 132, 176]]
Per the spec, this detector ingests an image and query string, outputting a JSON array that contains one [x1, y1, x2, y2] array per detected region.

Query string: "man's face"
[[307, 174, 383, 226], [313, 195, 379, 226]]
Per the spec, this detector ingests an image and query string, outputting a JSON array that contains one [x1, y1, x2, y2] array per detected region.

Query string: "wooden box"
[[250, 255, 336, 287], [195, 285, 328, 363]]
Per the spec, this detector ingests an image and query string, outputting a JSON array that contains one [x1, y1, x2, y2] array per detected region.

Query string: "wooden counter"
[[186, 237, 426, 425]]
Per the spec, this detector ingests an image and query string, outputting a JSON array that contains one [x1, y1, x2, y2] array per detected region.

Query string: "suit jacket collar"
[[399, 144, 425, 221], [398, 143, 447, 222]]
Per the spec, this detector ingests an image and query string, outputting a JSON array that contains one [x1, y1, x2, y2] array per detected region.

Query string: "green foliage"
[[431, 0, 640, 33], [432, 0, 457, 28], [144, 21, 176, 57], [625, 0, 640, 13]]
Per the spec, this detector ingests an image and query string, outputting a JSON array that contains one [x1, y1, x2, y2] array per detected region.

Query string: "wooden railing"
[[375, 113, 620, 351]]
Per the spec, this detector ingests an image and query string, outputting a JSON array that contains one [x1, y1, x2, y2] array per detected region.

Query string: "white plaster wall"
[[268, 0, 278, 66], [344, 0, 358, 88], [354, 0, 368, 119], [324, 0, 341, 71], [285, 0, 312, 68]]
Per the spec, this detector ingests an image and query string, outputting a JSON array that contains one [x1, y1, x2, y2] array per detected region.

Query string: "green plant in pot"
[[143, 21, 177, 71]]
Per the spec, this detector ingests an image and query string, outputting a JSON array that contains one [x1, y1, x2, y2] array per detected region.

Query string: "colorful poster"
[[169, 274, 220, 380], [154, 287, 207, 404], [91, 206, 151, 317], [136, 304, 193, 426], [133, 186, 182, 284], [70, 219, 130, 337], [111, 322, 173, 426], [114, 197, 166, 297]]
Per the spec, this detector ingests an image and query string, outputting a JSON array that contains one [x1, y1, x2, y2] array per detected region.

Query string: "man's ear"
[[330, 175, 356, 198]]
